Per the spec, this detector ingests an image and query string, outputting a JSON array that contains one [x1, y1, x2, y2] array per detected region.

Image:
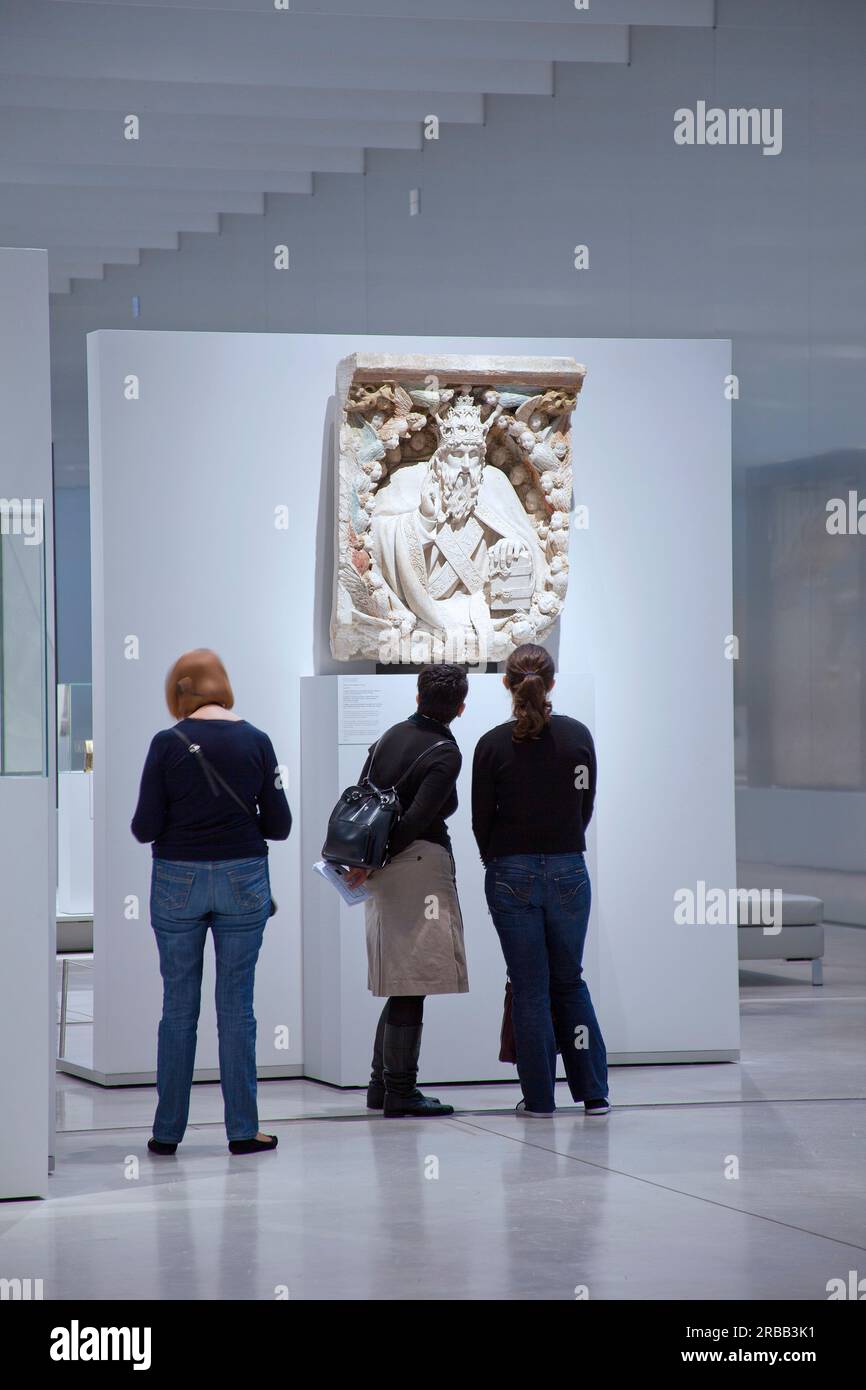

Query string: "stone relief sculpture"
[[330, 352, 586, 664]]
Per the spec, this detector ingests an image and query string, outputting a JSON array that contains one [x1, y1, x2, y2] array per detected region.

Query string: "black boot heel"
[[147, 1138, 177, 1156], [367, 1002, 388, 1109], [228, 1134, 278, 1154]]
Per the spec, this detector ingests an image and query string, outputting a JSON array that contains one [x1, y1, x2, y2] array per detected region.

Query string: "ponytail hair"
[[504, 643, 554, 742]]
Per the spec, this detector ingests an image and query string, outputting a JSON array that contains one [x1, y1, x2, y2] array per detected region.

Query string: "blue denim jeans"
[[150, 856, 271, 1143], [485, 852, 607, 1113]]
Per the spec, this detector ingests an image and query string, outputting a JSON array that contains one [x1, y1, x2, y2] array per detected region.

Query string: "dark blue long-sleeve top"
[[131, 718, 292, 861]]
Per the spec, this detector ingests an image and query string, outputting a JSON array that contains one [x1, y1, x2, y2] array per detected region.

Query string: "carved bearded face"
[[433, 442, 484, 522]]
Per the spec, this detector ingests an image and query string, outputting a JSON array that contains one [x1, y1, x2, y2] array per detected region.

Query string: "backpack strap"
[[365, 726, 453, 795], [395, 739, 453, 789]]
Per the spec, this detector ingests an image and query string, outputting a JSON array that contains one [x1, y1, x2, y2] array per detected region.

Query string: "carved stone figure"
[[330, 353, 586, 665]]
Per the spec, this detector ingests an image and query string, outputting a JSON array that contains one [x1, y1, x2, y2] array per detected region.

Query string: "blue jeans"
[[150, 856, 271, 1143], [485, 852, 607, 1113]]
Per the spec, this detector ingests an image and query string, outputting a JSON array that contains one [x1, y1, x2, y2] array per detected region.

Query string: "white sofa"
[[737, 891, 825, 985]]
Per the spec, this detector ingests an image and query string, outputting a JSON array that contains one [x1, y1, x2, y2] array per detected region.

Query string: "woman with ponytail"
[[471, 643, 608, 1118]]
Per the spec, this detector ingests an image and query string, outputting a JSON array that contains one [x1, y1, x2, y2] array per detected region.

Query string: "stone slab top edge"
[[336, 352, 587, 392]]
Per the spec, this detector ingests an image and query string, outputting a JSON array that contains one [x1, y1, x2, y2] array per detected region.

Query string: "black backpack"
[[321, 732, 451, 870]]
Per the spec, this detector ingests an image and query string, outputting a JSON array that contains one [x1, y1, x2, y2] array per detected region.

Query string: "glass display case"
[[0, 528, 48, 777], [57, 683, 94, 1057], [58, 682, 93, 773]]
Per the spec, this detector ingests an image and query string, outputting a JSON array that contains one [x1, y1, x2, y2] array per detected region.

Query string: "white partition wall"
[[0, 247, 55, 1197], [87, 330, 737, 1083]]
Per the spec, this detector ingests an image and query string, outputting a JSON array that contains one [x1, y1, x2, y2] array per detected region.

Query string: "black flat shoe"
[[228, 1134, 278, 1154], [147, 1138, 178, 1155]]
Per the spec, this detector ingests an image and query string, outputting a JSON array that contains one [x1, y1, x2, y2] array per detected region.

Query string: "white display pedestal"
[[301, 672, 597, 1087], [57, 772, 94, 917]]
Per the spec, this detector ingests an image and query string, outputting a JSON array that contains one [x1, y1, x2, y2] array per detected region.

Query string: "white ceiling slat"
[[1, 224, 180, 252], [0, 109, 420, 160], [36, 246, 142, 268], [49, 261, 107, 282], [0, 77, 486, 126], [305, 0, 713, 18], [0, 110, 417, 155], [56, 247, 142, 266], [3, 187, 265, 219], [2, 50, 553, 98], [4, 225, 180, 252], [3, 217, 214, 243], [3, 2, 711, 304], [44, 0, 714, 27], [0, 164, 314, 195], [0, 131, 366, 175], [0, 187, 266, 243], [0, 4, 623, 89], [2, 245, 139, 275]]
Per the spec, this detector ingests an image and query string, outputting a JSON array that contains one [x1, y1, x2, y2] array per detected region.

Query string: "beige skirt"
[[364, 840, 469, 997]]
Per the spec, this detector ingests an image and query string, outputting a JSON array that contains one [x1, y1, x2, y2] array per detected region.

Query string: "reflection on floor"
[[6, 925, 862, 1300]]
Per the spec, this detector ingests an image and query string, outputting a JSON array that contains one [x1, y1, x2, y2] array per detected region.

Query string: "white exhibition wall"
[[87, 330, 737, 1084], [0, 247, 55, 1196]]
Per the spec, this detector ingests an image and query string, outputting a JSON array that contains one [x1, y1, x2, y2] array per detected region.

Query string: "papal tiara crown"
[[436, 394, 489, 449]]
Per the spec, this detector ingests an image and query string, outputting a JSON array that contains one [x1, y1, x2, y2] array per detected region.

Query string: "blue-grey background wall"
[[47, 1, 866, 917], [54, 487, 91, 687]]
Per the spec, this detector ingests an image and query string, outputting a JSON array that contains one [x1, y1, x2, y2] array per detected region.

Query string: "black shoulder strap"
[[171, 726, 254, 821], [396, 739, 453, 788], [363, 725, 394, 790], [365, 726, 453, 794]]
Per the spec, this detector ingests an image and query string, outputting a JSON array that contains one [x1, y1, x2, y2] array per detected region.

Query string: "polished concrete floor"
[[5, 925, 864, 1300]]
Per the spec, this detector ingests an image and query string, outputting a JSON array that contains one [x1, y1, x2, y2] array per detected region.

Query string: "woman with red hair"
[[132, 649, 291, 1156]]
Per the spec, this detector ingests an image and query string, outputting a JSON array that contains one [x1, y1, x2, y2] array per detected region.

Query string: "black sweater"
[[360, 712, 462, 858], [471, 714, 596, 865], [131, 718, 292, 861]]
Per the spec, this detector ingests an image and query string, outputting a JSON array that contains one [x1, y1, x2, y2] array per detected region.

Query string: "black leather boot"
[[383, 1023, 454, 1118], [366, 1003, 388, 1110]]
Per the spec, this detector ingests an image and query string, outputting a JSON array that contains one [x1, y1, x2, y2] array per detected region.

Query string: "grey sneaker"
[[516, 1099, 555, 1118]]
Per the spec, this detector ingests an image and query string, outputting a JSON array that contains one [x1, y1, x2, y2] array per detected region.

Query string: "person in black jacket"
[[346, 664, 469, 1118], [472, 643, 608, 1119], [131, 649, 291, 1156]]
